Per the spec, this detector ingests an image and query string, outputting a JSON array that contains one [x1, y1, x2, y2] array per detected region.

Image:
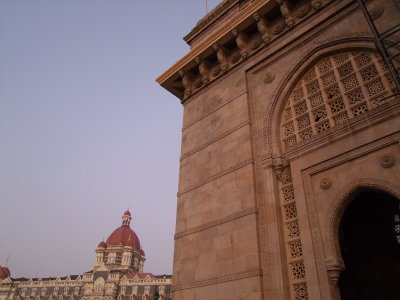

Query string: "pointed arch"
[[326, 178, 400, 264]]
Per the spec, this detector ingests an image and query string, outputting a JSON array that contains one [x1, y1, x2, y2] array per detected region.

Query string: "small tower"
[[121, 210, 131, 226]]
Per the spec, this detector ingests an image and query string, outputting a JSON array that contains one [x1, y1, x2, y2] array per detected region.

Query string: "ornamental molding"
[[157, 0, 269, 85], [285, 101, 400, 160], [177, 158, 253, 196], [306, 131, 400, 176], [158, 0, 334, 101], [174, 207, 258, 239], [172, 267, 262, 291]]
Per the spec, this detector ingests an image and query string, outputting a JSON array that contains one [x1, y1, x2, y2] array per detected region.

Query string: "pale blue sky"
[[0, 0, 221, 278]]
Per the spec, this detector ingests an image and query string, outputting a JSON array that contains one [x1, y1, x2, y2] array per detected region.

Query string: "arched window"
[[120, 287, 126, 295], [107, 252, 116, 263], [131, 286, 138, 295], [73, 287, 79, 296], [93, 277, 105, 293], [280, 51, 396, 150]]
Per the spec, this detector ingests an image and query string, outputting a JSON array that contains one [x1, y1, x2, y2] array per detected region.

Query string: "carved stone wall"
[[158, 0, 400, 299], [277, 167, 309, 299], [280, 51, 396, 150]]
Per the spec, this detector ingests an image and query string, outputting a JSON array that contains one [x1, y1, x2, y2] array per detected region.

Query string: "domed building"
[[0, 211, 171, 300], [93, 210, 146, 273]]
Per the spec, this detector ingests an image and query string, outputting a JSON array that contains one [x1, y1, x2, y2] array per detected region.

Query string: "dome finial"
[[122, 209, 132, 226]]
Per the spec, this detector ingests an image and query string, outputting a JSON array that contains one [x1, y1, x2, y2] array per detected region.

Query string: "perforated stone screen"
[[281, 51, 396, 150]]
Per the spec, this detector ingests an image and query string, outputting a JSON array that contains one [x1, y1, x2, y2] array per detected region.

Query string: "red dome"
[[139, 248, 145, 257], [106, 225, 140, 249], [97, 241, 107, 248], [0, 266, 10, 279], [123, 210, 131, 217]]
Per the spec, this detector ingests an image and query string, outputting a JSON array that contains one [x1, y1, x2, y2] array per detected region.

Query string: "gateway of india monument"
[[157, 0, 400, 299]]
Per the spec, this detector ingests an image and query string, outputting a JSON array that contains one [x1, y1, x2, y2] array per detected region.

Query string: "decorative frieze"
[[157, 0, 332, 102]]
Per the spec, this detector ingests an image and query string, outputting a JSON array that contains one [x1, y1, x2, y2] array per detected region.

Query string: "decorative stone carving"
[[311, 0, 322, 10], [213, 43, 229, 72], [294, 1, 311, 18], [195, 56, 211, 84], [194, 77, 203, 88], [232, 28, 249, 59], [320, 178, 332, 190], [276, 0, 295, 28], [250, 36, 262, 50], [253, 12, 271, 44], [231, 51, 242, 64], [271, 18, 285, 34], [326, 259, 345, 287], [275, 166, 284, 181], [280, 51, 395, 150], [274, 162, 289, 181], [264, 72, 276, 83], [380, 153, 395, 168], [366, 0, 384, 20], [179, 69, 193, 99], [212, 65, 221, 76]]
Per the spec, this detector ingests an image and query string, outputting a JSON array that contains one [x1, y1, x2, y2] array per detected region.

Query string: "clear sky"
[[0, 0, 221, 278]]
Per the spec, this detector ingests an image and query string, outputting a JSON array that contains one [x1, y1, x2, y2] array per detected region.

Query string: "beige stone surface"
[[158, 0, 400, 298]]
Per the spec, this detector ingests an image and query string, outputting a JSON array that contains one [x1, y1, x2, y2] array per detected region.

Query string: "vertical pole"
[[358, 0, 400, 94]]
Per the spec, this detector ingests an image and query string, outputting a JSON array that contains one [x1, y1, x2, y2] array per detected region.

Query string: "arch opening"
[[338, 189, 400, 299]]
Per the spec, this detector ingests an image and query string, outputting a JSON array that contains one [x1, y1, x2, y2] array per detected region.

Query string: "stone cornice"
[[183, 0, 240, 45], [157, 0, 333, 101], [156, 0, 270, 84]]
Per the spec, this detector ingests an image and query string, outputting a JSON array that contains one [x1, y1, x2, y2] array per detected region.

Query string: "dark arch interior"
[[339, 190, 400, 300]]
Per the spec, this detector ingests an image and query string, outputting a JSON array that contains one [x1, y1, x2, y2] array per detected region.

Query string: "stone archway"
[[338, 189, 400, 299]]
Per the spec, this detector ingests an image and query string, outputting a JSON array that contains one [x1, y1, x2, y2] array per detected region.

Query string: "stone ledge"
[[177, 158, 253, 196], [172, 267, 262, 291], [174, 207, 258, 239]]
